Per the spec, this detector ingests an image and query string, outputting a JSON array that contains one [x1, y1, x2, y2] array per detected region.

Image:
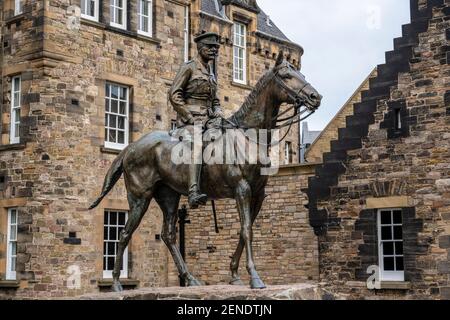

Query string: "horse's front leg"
[[235, 180, 266, 289], [230, 191, 265, 286]]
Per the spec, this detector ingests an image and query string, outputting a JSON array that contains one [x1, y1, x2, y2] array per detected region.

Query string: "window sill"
[[100, 147, 122, 155], [5, 13, 25, 26], [97, 279, 139, 288], [231, 81, 252, 90], [0, 280, 20, 289], [378, 281, 411, 290], [0, 143, 27, 152]]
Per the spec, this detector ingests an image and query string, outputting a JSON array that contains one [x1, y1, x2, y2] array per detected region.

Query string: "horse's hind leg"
[[155, 184, 202, 287], [112, 192, 151, 292], [230, 191, 265, 286]]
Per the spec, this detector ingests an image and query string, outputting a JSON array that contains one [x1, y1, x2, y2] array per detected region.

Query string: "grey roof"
[[201, 0, 225, 19], [302, 122, 321, 145], [201, 0, 292, 43], [256, 9, 290, 42]]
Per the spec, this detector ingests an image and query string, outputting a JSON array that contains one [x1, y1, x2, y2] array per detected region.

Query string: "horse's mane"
[[231, 68, 275, 123]]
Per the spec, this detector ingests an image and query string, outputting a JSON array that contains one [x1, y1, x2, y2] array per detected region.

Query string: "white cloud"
[[258, 0, 411, 130]]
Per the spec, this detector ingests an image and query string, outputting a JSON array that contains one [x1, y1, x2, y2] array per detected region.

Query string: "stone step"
[[323, 150, 347, 163], [338, 125, 369, 140], [330, 137, 362, 152]]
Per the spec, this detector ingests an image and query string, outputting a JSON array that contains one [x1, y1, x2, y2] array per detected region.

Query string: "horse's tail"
[[88, 149, 127, 210]]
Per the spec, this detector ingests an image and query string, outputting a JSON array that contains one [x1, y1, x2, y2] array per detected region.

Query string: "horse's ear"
[[275, 51, 284, 67]]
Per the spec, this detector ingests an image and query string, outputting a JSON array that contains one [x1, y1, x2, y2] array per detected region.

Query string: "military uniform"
[[168, 32, 223, 209], [169, 57, 222, 128]]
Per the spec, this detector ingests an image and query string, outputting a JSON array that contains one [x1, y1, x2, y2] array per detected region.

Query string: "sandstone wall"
[[307, 0, 450, 299], [0, 0, 306, 298], [184, 164, 319, 286]]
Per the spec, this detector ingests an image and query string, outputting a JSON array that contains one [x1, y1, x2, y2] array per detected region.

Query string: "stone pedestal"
[[77, 283, 335, 300]]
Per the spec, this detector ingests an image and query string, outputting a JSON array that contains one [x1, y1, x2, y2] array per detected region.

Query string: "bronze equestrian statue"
[[89, 32, 322, 291]]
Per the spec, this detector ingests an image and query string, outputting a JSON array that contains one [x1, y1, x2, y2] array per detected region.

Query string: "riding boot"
[[188, 163, 208, 209]]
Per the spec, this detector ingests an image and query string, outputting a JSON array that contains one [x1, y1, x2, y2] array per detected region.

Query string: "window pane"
[[119, 102, 126, 115], [11, 210, 17, 224], [109, 115, 117, 128], [381, 226, 392, 240], [14, 124, 20, 138], [10, 226, 17, 241], [380, 211, 391, 225], [118, 117, 125, 130], [393, 226, 403, 240], [89, 0, 96, 16], [106, 84, 110, 97], [109, 227, 117, 240], [395, 242, 404, 255], [107, 242, 115, 255], [393, 211, 402, 224], [383, 242, 394, 256], [109, 129, 117, 143], [11, 242, 17, 256], [118, 131, 125, 144], [103, 256, 107, 270], [396, 257, 404, 271], [110, 100, 118, 113], [103, 226, 108, 239], [119, 213, 126, 226], [14, 93, 20, 107], [111, 85, 118, 99], [107, 257, 115, 270], [11, 257, 16, 272], [120, 87, 127, 100], [110, 212, 117, 225], [384, 257, 395, 271]]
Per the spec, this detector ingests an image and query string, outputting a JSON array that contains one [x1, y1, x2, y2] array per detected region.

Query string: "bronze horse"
[[89, 52, 322, 291]]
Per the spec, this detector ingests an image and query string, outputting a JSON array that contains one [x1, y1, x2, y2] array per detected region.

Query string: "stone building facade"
[[0, 0, 304, 298], [307, 0, 450, 299]]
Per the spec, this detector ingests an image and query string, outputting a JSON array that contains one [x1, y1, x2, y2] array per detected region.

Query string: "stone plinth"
[[77, 284, 334, 300]]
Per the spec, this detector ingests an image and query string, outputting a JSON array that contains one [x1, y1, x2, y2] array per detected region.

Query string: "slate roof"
[[201, 0, 292, 43], [256, 9, 290, 42]]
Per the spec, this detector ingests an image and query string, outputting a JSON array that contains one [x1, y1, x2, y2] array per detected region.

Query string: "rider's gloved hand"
[[211, 109, 224, 119]]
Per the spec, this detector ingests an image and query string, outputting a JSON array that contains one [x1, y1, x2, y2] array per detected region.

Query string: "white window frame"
[[103, 210, 128, 279], [104, 82, 129, 150], [137, 0, 153, 37], [284, 141, 292, 165], [81, 0, 100, 22], [183, 5, 190, 62], [14, 0, 23, 16], [377, 208, 405, 282], [10, 76, 21, 145], [110, 0, 127, 30], [6, 208, 18, 281], [233, 22, 247, 85]]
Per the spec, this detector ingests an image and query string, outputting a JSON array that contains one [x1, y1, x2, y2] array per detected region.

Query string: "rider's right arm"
[[169, 64, 194, 122]]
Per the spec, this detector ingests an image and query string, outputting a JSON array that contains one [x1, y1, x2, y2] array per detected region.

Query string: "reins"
[[220, 70, 316, 147]]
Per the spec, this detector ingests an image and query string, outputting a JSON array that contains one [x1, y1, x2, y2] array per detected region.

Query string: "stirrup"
[[188, 192, 208, 209]]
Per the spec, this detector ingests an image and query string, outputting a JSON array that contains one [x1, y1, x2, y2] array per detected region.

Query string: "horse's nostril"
[[310, 93, 318, 100]]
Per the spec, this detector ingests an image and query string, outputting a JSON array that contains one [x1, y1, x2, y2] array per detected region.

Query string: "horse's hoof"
[[112, 281, 123, 292], [187, 277, 203, 287], [250, 277, 266, 290], [230, 277, 245, 286]]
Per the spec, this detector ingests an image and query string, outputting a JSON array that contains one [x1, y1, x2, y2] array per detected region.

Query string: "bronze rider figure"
[[169, 32, 224, 209]]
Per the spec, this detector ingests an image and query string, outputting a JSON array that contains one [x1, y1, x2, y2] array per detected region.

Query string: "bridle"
[[222, 67, 318, 147]]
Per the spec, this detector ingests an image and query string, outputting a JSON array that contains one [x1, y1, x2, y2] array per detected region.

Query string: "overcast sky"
[[258, 0, 411, 130]]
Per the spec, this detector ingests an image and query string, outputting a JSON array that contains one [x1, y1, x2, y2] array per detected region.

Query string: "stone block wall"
[[184, 164, 319, 286], [307, 0, 450, 299]]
